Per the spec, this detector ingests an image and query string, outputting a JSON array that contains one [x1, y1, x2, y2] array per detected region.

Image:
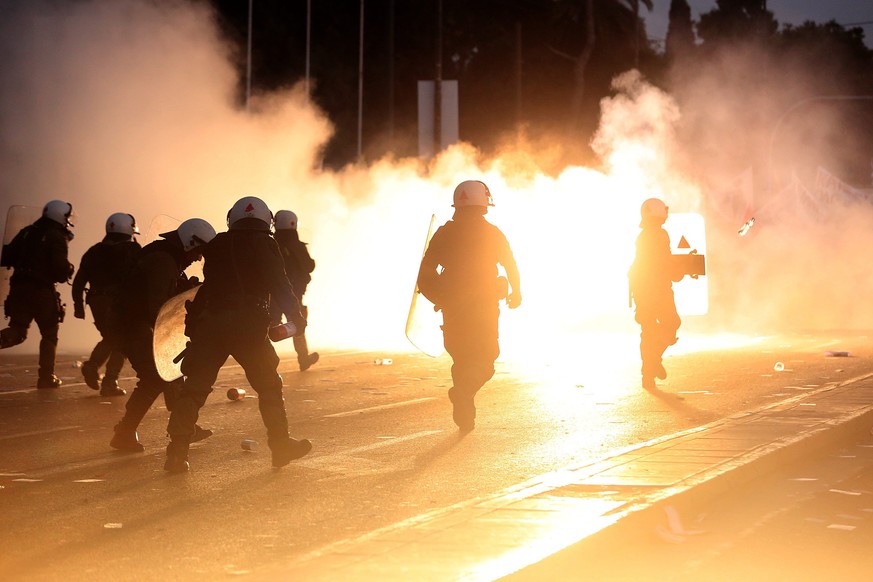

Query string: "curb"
[[506, 380, 873, 580]]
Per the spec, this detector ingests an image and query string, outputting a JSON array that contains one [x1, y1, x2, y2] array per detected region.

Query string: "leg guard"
[[0, 326, 26, 349]]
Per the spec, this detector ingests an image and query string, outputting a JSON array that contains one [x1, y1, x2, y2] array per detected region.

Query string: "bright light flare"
[[302, 140, 708, 356]]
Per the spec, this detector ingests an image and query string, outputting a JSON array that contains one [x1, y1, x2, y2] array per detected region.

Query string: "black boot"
[[270, 437, 312, 467], [81, 362, 101, 391], [164, 440, 190, 473], [37, 374, 62, 389], [298, 352, 319, 372], [100, 378, 126, 397], [191, 424, 213, 443], [38, 335, 59, 388], [110, 422, 144, 452], [448, 387, 475, 432]]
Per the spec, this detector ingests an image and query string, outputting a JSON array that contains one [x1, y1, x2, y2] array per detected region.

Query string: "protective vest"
[[121, 238, 187, 326], [72, 236, 141, 304], [274, 229, 315, 297], [419, 213, 514, 309], [195, 230, 300, 323], [628, 226, 674, 294], [2, 217, 72, 286]]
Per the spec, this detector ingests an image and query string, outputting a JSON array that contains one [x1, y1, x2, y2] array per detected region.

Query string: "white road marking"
[[328, 430, 442, 455], [323, 397, 437, 418], [296, 430, 443, 478], [0, 375, 137, 395], [0, 426, 82, 441]]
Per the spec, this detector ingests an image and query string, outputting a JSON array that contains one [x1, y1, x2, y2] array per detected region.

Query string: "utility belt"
[[187, 294, 270, 337], [206, 294, 270, 313], [11, 268, 54, 287]]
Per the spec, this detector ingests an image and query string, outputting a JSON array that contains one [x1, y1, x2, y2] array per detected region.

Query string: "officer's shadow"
[[412, 430, 468, 471], [643, 384, 708, 420]]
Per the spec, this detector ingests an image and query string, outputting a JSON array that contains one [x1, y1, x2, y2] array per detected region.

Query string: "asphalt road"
[[515, 419, 873, 582], [0, 329, 870, 580]]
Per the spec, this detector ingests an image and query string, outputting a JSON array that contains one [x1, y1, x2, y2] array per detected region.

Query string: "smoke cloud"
[[668, 38, 873, 333], [2, 0, 869, 362]]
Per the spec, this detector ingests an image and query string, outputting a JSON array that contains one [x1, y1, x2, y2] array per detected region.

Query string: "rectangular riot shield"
[[405, 214, 445, 357], [665, 213, 708, 316], [0, 205, 42, 311]]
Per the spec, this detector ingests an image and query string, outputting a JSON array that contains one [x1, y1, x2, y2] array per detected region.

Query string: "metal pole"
[[633, 0, 640, 69], [305, 0, 311, 97], [515, 21, 522, 125], [246, 0, 253, 110], [434, 0, 443, 155], [357, 0, 364, 159], [388, 0, 395, 150]]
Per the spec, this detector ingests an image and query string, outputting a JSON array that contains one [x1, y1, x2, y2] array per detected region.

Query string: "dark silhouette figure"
[[272, 209, 318, 371], [165, 197, 311, 473], [109, 219, 216, 452], [72, 213, 142, 397], [628, 198, 681, 390], [0, 200, 75, 388], [417, 180, 521, 432]]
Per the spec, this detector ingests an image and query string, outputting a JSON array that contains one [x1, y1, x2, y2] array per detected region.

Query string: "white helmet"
[[177, 218, 216, 252], [105, 212, 139, 236], [227, 196, 273, 230], [274, 210, 298, 230], [640, 198, 668, 222], [452, 180, 494, 208], [43, 200, 74, 227]]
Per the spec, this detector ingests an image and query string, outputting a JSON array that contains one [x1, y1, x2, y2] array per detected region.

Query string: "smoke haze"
[[1, 0, 871, 360]]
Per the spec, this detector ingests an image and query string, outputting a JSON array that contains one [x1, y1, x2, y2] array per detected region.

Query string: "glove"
[[73, 303, 86, 319], [506, 291, 522, 309]]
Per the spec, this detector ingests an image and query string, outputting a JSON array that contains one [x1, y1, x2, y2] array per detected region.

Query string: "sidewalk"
[[271, 371, 873, 581]]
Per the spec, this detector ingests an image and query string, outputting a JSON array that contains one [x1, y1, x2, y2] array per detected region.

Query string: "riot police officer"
[[272, 210, 318, 371], [417, 180, 522, 432], [628, 198, 681, 390], [165, 197, 310, 473], [109, 218, 216, 452], [72, 212, 141, 396], [0, 200, 75, 388]]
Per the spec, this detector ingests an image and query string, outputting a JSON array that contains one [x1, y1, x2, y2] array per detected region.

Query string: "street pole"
[[305, 0, 311, 97], [434, 0, 443, 156], [388, 0, 395, 150], [633, 0, 639, 69], [246, 0, 253, 110], [357, 0, 365, 160], [515, 21, 522, 126]]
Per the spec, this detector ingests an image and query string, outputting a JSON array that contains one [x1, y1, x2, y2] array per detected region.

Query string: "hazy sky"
[[646, 0, 873, 46]]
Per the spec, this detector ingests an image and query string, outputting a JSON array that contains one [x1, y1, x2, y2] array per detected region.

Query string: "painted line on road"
[[0, 375, 138, 395], [295, 430, 443, 477], [330, 430, 442, 455], [0, 425, 82, 441], [322, 397, 437, 419]]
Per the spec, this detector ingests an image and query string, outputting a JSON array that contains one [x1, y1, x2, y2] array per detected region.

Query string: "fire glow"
[[4, 0, 873, 359]]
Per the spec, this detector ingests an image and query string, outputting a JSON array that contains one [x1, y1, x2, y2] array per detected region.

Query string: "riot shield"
[[141, 213, 182, 246], [405, 214, 445, 357], [0, 206, 42, 311], [153, 286, 198, 381], [665, 213, 708, 316]]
